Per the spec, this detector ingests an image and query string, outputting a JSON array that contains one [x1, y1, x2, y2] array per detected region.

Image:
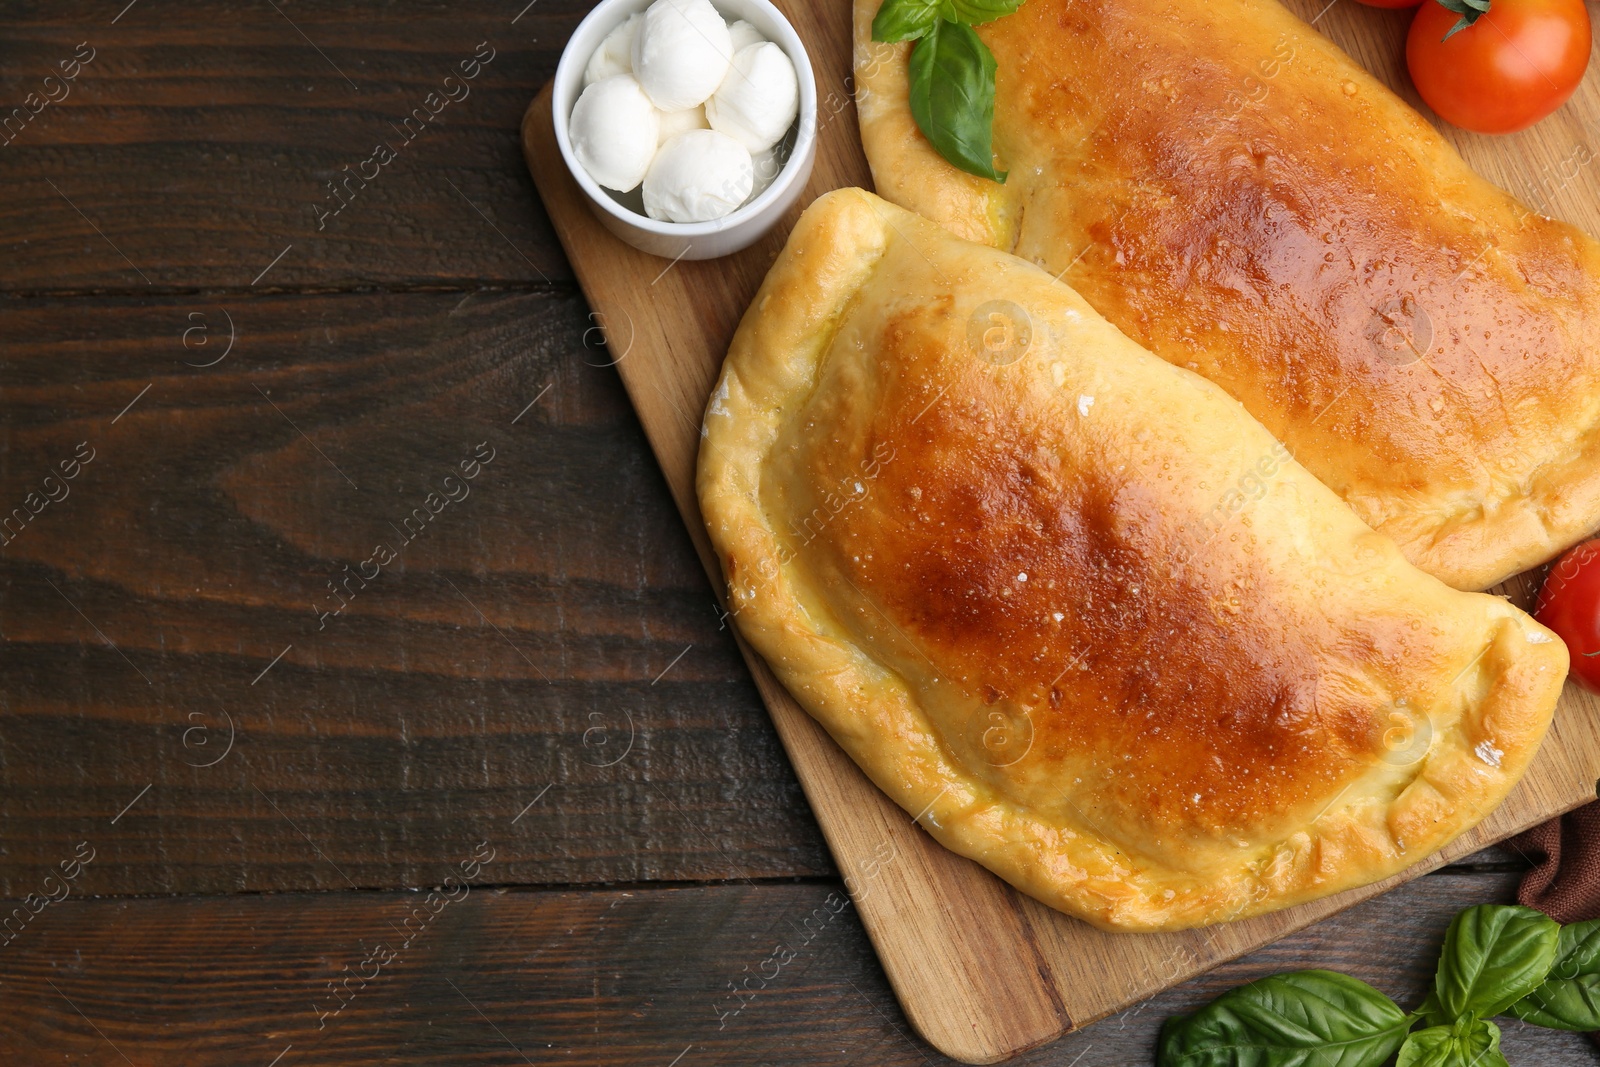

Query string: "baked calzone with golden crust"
[[853, 0, 1600, 592], [697, 189, 1568, 931]]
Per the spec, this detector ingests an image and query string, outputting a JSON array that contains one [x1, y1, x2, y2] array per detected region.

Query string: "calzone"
[[853, 0, 1600, 591], [698, 189, 1568, 930]]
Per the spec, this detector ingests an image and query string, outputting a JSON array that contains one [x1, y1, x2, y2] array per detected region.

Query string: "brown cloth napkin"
[[1509, 802, 1600, 1047], [1511, 802, 1600, 924]]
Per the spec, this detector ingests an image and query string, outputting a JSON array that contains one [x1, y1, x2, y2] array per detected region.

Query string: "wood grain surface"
[[0, 1, 580, 290], [524, 0, 1600, 1060], [0, 290, 830, 893], [1, 871, 1594, 1066], [2, 1, 1599, 1064]]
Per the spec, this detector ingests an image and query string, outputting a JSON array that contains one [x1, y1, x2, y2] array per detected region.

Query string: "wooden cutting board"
[[524, 1, 1600, 1060]]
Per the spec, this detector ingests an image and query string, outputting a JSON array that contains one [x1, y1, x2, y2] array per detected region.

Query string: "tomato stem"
[[1434, 0, 1491, 39]]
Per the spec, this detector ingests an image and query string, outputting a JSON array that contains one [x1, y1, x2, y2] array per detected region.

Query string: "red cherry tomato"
[[1407, 0, 1592, 134], [1355, 0, 1421, 8], [1536, 539, 1600, 692]]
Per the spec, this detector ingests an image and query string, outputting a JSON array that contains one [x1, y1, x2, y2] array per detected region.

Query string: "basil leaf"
[[1470, 1017, 1508, 1065], [907, 21, 1007, 183], [872, 0, 942, 41], [1396, 1018, 1507, 1067], [1509, 918, 1600, 1031], [1157, 970, 1411, 1067], [1433, 905, 1560, 1021], [1397, 1025, 1456, 1067], [942, 0, 1026, 23]]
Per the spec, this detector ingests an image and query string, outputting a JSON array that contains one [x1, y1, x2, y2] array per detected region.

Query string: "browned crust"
[[696, 188, 1568, 930], [853, 0, 1600, 592]]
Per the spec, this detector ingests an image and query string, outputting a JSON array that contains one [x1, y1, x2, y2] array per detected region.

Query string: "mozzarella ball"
[[726, 19, 765, 52], [656, 104, 709, 145], [705, 42, 799, 153], [749, 146, 782, 200], [643, 129, 753, 222], [583, 14, 641, 86], [632, 0, 733, 111], [569, 74, 661, 193]]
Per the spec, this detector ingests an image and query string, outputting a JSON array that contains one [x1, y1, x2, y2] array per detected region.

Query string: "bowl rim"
[[551, 0, 818, 237]]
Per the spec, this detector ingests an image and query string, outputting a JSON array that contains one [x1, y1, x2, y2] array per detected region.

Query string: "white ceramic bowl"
[[552, 0, 817, 261]]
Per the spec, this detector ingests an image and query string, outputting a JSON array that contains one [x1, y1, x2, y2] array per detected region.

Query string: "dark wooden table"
[[0, 3, 1594, 1064]]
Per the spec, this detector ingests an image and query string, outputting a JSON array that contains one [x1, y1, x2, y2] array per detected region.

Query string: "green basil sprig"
[[871, 0, 943, 41], [1432, 905, 1560, 1021], [1156, 904, 1578, 1067], [1397, 1018, 1508, 1067], [1508, 919, 1600, 1030], [1157, 971, 1412, 1067], [907, 22, 1005, 182], [870, 0, 1022, 182]]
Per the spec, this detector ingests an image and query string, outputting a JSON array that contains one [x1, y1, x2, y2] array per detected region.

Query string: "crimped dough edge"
[[696, 188, 1567, 930]]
